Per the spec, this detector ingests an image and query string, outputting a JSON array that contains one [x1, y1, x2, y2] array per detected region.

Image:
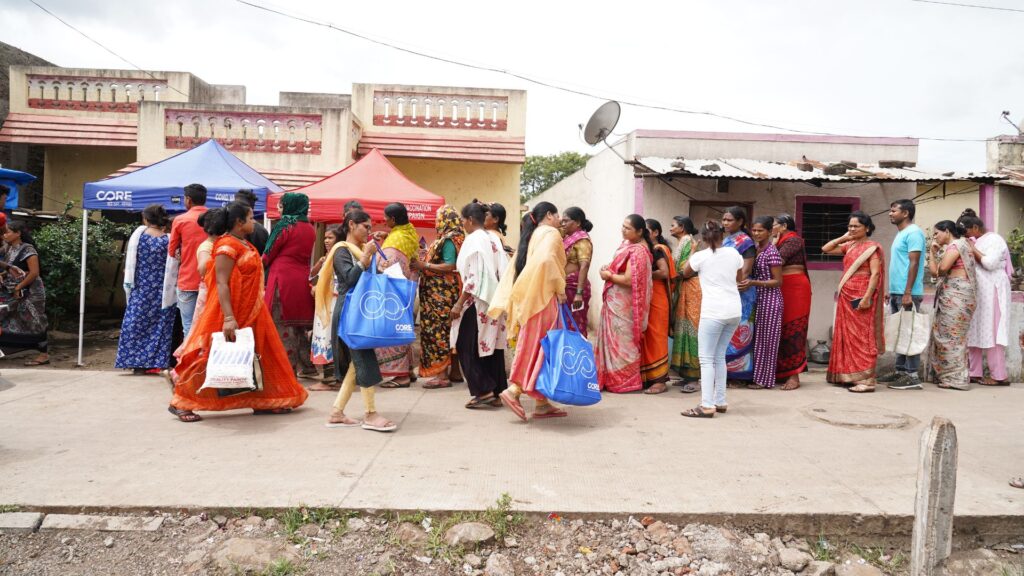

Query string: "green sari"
[[670, 236, 701, 380]]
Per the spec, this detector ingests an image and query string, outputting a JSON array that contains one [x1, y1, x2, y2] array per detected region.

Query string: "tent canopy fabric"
[[267, 148, 444, 227], [0, 167, 36, 210], [82, 140, 282, 213]]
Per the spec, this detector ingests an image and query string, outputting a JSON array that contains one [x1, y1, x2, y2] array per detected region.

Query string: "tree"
[[520, 152, 590, 203]]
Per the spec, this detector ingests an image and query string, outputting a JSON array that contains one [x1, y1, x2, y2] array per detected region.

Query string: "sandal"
[[678, 382, 699, 394], [644, 382, 669, 395], [307, 382, 340, 391], [981, 378, 1010, 386], [380, 380, 411, 389], [848, 384, 875, 393], [422, 380, 452, 390], [488, 397, 503, 407], [532, 407, 568, 419], [168, 406, 202, 423], [1010, 477, 1024, 489], [253, 408, 292, 415], [465, 395, 497, 409], [716, 405, 728, 413], [746, 383, 768, 390], [499, 390, 527, 422], [362, 417, 397, 432], [325, 415, 363, 428], [681, 406, 715, 418], [23, 357, 50, 366]]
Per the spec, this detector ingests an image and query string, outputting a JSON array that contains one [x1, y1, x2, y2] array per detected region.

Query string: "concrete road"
[[1, 368, 1021, 520]]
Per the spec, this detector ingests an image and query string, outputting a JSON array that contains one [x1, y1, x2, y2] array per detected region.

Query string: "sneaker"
[[888, 374, 922, 390], [877, 371, 903, 383]]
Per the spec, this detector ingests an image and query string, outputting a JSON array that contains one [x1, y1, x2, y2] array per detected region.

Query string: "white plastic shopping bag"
[[884, 310, 930, 356], [198, 327, 259, 393]]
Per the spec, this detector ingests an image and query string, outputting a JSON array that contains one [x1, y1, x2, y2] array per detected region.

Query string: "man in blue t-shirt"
[[882, 199, 926, 390]]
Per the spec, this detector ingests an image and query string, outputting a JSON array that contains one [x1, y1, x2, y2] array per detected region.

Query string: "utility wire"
[[25, 0, 189, 98], [237, 0, 994, 143], [910, 0, 1024, 13]]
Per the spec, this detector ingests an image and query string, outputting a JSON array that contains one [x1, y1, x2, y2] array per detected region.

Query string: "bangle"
[[224, 316, 235, 321]]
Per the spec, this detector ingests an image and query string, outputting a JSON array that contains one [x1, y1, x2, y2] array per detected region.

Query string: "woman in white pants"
[[679, 221, 745, 418]]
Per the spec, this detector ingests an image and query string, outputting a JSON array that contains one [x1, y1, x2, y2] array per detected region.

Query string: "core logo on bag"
[[359, 290, 408, 321], [560, 347, 596, 377], [394, 324, 413, 333]]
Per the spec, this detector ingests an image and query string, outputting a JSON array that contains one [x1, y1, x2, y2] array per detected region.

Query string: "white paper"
[[382, 263, 406, 280]]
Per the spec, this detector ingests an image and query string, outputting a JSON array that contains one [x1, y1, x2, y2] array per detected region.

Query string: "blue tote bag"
[[535, 304, 601, 406], [339, 254, 417, 350]]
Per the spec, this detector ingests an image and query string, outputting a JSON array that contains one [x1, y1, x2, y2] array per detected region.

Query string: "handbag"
[[535, 303, 601, 406], [339, 254, 417, 350], [885, 309, 931, 356], [198, 327, 265, 396]]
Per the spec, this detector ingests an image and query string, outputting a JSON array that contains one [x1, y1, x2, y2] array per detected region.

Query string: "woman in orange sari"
[[596, 214, 653, 394], [822, 211, 885, 393], [489, 201, 569, 421], [169, 202, 309, 422], [642, 219, 676, 394]]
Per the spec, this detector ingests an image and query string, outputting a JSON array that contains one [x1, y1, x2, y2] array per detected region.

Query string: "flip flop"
[[981, 378, 1010, 386], [678, 382, 699, 394], [422, 380, 452, 390], [465, 395, 497, 409], [23, 358, 50, 366], [325, 419, 363, 428], [531, 408, 567, 419], [362, 421, 397, 432], [499, 390, 527, 422], [380, 380, 411, 389], [167, 406, 202, 423]]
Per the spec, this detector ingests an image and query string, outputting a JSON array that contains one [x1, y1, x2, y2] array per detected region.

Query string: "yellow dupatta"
[[314, 241, 364, 327], [382, 223, 420, 261], [488, 225, 566, 337]]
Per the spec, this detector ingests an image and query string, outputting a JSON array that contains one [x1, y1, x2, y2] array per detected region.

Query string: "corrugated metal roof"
[[633, 156, 1005, 183], [0, 113, 137, 147]]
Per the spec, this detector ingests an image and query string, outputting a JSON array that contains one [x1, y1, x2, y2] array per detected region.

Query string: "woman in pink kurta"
[[263, 193, 317, 378]]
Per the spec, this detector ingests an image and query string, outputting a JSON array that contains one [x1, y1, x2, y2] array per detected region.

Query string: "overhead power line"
[[237, 0, 994, 143], [910, 0, 1024, 13], [25, 0, 189, 98]]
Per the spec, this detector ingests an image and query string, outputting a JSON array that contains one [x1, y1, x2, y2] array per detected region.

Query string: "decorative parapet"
[[26, 73, 168, 113], [163, 109, 323, 154], [371, 90, 508, 131]]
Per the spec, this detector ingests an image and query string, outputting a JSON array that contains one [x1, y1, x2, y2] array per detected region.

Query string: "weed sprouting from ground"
[[810, 534, 836, 562]]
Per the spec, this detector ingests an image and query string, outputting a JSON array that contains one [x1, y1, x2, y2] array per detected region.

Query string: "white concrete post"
[[77, 210, 88, 367], [910, 416, 958, 576]]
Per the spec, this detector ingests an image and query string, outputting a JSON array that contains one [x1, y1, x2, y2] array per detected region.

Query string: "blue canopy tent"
[[0, 167, 37, 210], [77, 140, 283, 365]]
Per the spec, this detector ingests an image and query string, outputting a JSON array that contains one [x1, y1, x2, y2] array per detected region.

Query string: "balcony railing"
[[164, 109, 323, 154], [372, 91, 508, 131], [26, 74, 168, 113]]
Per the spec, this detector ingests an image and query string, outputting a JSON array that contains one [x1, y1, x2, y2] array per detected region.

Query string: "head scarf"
[[265, 192, 309, 254], [427, 205, 465, 263]]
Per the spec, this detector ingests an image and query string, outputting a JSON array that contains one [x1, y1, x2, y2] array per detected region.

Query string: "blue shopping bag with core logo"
[[535, 303, 601, 406], [339, 254, 417, 350]]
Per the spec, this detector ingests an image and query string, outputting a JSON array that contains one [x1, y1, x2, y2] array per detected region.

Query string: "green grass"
[[1001, 564, 1024, 576], [276, 506, 358, 544], [0, 505, 20, 513], [810, 534, 837, 563], [849, 543, 908, 573], [389, 493, 524, 562]]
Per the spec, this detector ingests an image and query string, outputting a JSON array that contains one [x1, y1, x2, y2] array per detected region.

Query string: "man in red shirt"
[[168, 183, 208, 336]]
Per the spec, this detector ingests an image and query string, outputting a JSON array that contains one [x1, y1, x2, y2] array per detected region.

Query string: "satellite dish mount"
[[583, 101, 625, 160]]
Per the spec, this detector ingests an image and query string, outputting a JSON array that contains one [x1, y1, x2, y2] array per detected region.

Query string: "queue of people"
[[100, 184, 1015, 430]]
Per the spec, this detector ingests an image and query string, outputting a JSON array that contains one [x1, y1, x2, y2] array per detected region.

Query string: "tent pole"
[[77, 209, 87, 367]]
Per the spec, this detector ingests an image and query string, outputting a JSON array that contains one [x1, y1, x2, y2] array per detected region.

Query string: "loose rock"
[[485, 552, 516, 576], [210, 537, 300, 572], [103, 537, 114, 548], [347, 517, 368, 532], [805, 560, 837, 576], [778, 547, 812, 571], [394, 522, 429, 548], [835, 556, 884, 576], [444, 521, 496, 547]]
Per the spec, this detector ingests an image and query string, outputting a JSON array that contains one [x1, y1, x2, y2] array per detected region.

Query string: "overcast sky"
[[2, 0, 1022, 171]]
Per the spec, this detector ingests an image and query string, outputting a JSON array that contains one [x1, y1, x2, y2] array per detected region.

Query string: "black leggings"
[[455, 303, 507, 398]]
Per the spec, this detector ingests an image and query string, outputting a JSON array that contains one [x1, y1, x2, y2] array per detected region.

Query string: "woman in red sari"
[[641, 219, 676, 394], [596, 214, 653, 394], [489, 202, 569, 421], [169, 202, 309, 422], [822, 211, 885, 393], [772, 214, 811, 390]]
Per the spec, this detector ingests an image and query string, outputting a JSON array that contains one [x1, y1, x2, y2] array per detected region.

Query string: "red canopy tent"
[[266, 148, 445, 226]]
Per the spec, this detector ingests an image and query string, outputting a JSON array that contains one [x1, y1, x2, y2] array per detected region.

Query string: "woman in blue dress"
[[721, 206, 757, 383], [115, 204, 176, 374]]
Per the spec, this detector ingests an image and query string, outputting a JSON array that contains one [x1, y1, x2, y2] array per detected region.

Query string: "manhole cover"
[[801, 403, 918, 430]]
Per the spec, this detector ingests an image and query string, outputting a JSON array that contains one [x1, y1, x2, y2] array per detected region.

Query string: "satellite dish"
[[583, 101, 621, 146]]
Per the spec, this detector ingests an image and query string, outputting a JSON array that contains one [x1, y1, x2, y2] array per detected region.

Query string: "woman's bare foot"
[[781, 377, 800, 391], [308, 382, 340, 391], [362, 412, 397, 432], [325, 410, 361, 428]]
